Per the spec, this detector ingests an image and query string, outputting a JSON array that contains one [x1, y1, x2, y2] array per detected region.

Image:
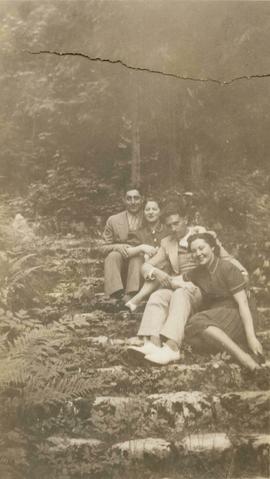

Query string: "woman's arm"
[[127, 229, 157, 258], [233, 290, 263, 355], [126, 244, 157, 258]]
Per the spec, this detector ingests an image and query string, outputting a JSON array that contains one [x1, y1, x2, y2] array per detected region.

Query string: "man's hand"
[[153, 269, 172, 288], [170, 275, 185, 290], [113, 244, 129, 258], [248, 335, 264, 357], [140, 244, 157, 257]]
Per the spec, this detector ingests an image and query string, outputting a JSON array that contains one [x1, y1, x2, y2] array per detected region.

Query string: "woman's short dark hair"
[[144, 197, 161, 208], [187, 232, 220, 256]]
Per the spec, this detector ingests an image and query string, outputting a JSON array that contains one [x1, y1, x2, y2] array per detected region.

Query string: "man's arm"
[[99, 218, 129, 256], [142, 245, 173, 288], [141, 245, 169, 279]]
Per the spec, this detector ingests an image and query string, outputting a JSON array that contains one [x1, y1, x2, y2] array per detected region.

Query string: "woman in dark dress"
[[124, 198, 168, 311], [183, 233, 263, 370]]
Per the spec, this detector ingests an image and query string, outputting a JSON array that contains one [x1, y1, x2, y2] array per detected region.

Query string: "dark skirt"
[[185, 293, 258, 354]]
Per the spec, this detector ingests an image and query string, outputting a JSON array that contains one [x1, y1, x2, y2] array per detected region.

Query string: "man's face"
[[124, 189, 143, 214], [165, 214, 188, 240]]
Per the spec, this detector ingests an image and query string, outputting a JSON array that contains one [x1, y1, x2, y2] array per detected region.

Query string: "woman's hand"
[[140, 244, 157, 257], [114, 244, 130, 258], [248, 335, 263, 356]]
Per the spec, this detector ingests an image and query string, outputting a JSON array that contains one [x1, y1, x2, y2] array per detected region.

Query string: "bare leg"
[[203, 326, 260, 371], [126, 280, 159, 310]]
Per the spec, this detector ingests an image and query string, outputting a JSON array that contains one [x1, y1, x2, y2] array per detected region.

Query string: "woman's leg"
[[125, 280, 159, 311], [203, 326, 260, 370]]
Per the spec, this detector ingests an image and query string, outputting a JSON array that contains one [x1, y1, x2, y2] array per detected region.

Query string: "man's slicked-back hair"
[[124, 183, 144, 196], [161, 201, 187, 221]]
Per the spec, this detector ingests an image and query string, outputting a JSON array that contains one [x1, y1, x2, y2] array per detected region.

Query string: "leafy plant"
[[26, 160, 121, 231], [0, 311, 96, 479]]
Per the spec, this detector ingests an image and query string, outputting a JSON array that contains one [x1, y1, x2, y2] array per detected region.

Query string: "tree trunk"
[[130, 76, 141, 185], [131, 117, 141, 185], [191, 144, 203, 187]]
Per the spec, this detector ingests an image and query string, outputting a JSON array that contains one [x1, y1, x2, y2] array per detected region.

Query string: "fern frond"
[[0, 358, 29, 388], [0, 325, 67, 389], [24, 374, 94, 405], [0, 326, 61, 358], [9, 254, 37, 270], [9, 266, 43, 286]]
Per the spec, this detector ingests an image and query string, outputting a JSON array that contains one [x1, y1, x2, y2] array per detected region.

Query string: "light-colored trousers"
[[137, 286, 202, 345], [104, 252, 143, 297]]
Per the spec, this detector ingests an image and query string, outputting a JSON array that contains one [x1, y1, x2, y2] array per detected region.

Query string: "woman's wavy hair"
[[187, 232, 221, 256], [144, 197, 161, 208]]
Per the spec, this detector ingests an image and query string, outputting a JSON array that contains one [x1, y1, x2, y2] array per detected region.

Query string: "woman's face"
[[190, 238, 215, 266], [144, 201, 161, 224]]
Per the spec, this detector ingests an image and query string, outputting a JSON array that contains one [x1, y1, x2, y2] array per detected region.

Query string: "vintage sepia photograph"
[[0, 1, 269, 478]]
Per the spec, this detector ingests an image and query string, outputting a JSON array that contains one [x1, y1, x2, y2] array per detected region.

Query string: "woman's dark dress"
[[128, 222, 169, 248], [183, 257, 256, 352]]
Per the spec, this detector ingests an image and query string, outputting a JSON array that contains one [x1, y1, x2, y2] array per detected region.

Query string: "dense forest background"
[[0, 3, 270, 478], [0, 0, 269, 253]]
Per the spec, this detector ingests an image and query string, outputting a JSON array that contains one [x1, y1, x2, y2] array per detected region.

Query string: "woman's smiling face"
[[190, 238, 215, 266], [144, 201, 161, 223]]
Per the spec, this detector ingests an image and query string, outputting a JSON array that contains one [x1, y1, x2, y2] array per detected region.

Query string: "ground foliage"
[[0, 2, 270, 477], [0, 149, 269, 479], [0, 188, 269, 479]]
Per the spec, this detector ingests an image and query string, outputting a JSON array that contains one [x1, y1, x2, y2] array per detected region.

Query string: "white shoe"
[[127, 341, 161, 357], [145, 344, 180, 365]]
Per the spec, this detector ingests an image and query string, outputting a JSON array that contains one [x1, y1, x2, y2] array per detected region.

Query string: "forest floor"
[[1, 232, 268, 479], [0, 181, 269, 478]]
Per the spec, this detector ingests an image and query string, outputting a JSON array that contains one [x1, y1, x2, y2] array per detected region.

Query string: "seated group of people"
[[100, 185, 264, 370]]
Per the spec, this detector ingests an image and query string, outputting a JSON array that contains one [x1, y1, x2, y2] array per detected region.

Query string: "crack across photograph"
[[29, 50, 270, 85]]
